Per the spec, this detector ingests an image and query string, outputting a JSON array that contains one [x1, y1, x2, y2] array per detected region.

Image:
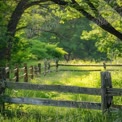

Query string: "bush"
[[29, 39, 67, 60]]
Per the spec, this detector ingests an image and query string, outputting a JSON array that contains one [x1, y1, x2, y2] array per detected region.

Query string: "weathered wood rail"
[[5, 82, 101, 95], [0, 69, 122, 113], [2, 60, 122, 83], [4, 97, 101, 110], [4, 60, 58, 82], [0, 61, 122, 113], [58, 63, 122, 72]]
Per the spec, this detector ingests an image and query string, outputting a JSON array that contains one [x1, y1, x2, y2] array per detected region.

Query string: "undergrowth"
[[1, 60, 122, 122]]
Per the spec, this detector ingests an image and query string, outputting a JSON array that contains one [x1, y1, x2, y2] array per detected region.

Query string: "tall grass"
[[1, 60, 122, 122]]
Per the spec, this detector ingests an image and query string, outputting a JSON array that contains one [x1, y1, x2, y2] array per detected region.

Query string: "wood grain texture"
[[107, 88, 122, 96], [5, 97, 101, 110], [6, 82, 101, 95]]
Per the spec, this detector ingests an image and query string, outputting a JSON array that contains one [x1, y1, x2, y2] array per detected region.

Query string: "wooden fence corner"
[[101, 71, 113, 114]]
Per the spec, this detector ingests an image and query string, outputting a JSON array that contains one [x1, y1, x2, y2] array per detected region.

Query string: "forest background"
[[0, 0, 122, 65]]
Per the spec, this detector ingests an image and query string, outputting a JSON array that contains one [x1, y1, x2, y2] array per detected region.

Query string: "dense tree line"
[[0, 0, 122, 64]]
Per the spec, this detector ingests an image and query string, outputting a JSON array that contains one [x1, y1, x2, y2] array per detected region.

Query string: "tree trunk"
[[4, 0, 122, 61], [7, 0, 28, 37], [6, 0, 29, 60]]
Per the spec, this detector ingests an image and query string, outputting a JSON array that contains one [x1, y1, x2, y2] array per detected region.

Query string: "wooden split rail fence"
[[58, 63, 122, 72], [0, 61, 122, 114], [2, 61, 58, 82], [2, 61, 122, 83]]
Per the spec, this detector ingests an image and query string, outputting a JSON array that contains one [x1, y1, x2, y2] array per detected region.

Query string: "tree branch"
[[40, 29, 59, 35], [24, 0, 48, 8], [50, 0, 69, 5], [86, 0, 98, 12], [15, 26, 28, 32], [51, 0, 122, 41], [104, 0, 122, 16], [7, 0, 29, 36], [74, 4, 122, 40]]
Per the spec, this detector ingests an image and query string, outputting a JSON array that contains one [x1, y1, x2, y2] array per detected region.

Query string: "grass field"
[[0, 60, 122, 122]]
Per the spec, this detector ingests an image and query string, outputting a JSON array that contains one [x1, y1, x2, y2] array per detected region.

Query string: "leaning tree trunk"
[[4, 0, 122, 62], [51, 0, 122, 41], [6, 0, 46, 60], [6, 0, 29, 60]]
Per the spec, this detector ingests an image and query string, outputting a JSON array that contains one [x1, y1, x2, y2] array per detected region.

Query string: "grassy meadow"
[[0, 60, 122, 122]]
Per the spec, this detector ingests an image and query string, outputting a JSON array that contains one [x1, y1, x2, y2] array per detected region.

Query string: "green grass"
[[1, 106, 122, 122], [1, 60, 122, 122]]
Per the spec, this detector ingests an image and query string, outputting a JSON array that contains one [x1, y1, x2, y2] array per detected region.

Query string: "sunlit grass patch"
[[1, 105, 122, 122], [31, 71, 101, 87], [2, 60, 122, 122]]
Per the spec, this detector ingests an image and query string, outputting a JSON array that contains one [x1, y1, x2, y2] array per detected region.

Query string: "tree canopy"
[[0, 0, 122, 64]]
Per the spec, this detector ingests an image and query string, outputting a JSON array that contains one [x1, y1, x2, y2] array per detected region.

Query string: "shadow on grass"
[[1, 106, 122, 122]]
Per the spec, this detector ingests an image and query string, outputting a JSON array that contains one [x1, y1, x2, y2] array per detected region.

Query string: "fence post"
[[0, 67, 6, 113], [44, 59, 47, 75], [55, 58, 59, 72], [38, 63, 41, 74], [30, 66, 34, 79], [14, 64, 19, 82], [47, 61, 50, 73], [24, 63, 28, 82], [5, 64, 9, 80], [103, 62, 106, 70], [101, 71, 113, 114], [34, 66, 38, 75]]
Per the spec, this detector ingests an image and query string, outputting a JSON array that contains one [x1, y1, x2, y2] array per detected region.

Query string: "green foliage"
[[81, 24, 122, 60], [46, 44, 68, 59], [11, 37, 31, 64], [0, 0, 17, 64], [35, 17, 106, 61], [10, 38, 67, 64], [0, 0, 122, 64], [29, 39, 67, 60]]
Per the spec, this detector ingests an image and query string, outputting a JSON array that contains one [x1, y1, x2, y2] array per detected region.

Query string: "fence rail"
[[4, 97, 101, 110], [5, 82, 101, 95], [58, 64, 122, 67], [0, 61, 122, 114], [6, 82, 122, 96], [1, 61, 122, 83], [107, 88, 122, 96]]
